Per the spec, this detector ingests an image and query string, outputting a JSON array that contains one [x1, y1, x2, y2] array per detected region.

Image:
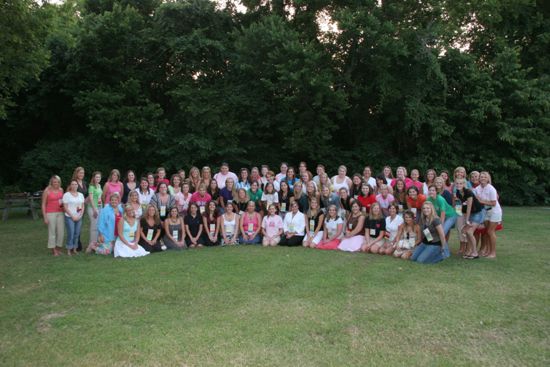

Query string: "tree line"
[[1, 0, 549, 205]]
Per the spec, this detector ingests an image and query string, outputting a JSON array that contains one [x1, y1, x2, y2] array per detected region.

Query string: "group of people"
[[41, 162, 503, 263]]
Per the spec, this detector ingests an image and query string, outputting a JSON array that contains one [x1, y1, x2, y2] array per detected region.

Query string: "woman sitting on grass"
[[391, 210, 421, 259], [337, 201, 366, 252], [185, 203, 204, 248], [239, 201, 262, 244], [202, 200, 220, 246], [163, 207, 186, 250], [303, 197, 325, 248], [139, 205, 164, 252], [316, 205, 344, 250], [114, 205, 149, 258], [280, 201, 306, 246], [361, 202, 386, 254], [261, 204, 283, 246], [220, 201, 240, 246], [410, 202, 449, 264]]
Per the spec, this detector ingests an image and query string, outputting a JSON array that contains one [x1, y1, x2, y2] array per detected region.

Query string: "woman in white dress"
[[114, 204, 149, 258]]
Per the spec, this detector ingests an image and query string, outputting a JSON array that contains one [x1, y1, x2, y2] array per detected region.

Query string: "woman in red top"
[[405, 186, 426, 219], [41, 175, 64, 256], [357, 184, 376, 214]]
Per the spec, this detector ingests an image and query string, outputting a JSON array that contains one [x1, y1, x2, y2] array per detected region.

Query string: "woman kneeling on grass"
[[163, 207, 186, 250], [391, 210, 420, 259], [410, 202, 449, 264], [220, 202, 240, 245], [114, 205, 149, 258], [240, 201, 262, 244], [280, 201, 306, 246], [337, 201, 366, 252], [361, 202, 386, 254], [261, 204, 283, 246], [379, 203, 403, 255], [88, 192, 123, 255], [303, 198, 325, 248], [316, 205, 344, 250], [139, 205, 164, 252]]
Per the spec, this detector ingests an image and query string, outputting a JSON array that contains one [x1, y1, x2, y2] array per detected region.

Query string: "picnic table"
[[2, 192, 40, 221]]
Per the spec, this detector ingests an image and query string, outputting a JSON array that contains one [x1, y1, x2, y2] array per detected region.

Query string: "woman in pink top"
[[41, 175, 64, 256], [391, 166, 413, 189], [376, 184, 395, 217], [240, 201, 262, 244], [262, 204, 283, 246], [102, 169, 124, 204]]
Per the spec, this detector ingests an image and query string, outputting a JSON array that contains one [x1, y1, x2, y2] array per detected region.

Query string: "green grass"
[[1, 207, 549, 366]]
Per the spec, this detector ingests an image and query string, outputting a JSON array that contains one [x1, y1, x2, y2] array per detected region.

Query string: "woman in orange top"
[[405, 186, 426, 219]]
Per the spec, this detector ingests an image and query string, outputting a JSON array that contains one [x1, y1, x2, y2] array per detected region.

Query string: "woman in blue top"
[[87, 192, 123, 255]]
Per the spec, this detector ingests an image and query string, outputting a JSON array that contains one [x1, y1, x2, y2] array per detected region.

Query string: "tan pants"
[[87, 206, 100, 244], [47, 212, 64, 248]]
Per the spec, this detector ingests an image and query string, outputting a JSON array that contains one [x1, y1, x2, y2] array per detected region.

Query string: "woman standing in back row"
[[475, 172, 502, 258]]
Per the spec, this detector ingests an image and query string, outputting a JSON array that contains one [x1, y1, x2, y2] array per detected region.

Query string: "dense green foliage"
[[1, 0, 549, 204]]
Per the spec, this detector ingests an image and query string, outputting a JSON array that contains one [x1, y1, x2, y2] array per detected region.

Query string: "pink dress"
[[338, 215, 365, 252]]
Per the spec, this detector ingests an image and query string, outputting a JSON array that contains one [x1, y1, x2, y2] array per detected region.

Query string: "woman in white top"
[[280, 202, 306, 246], [220, 201, 240, 245], [475, 171, 502, 258], [63, 180, 85, 256], [316, 205, 344, 250], [138, 177, 154, 208], [127, 190, 143, 220], [362, 166, 377, 189], [331, 165, 352, 194], [380, 204, 403, 255]]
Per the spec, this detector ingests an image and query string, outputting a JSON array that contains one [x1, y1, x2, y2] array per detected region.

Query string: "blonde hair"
[[479, 171, 492, 184], [128, 190, 140, 204], [453, 166, 467, 180], [48, 175, 62, 189], [420, 201, 439, 226], [368, 202, 383, 220], [123, 204, 135, 221]]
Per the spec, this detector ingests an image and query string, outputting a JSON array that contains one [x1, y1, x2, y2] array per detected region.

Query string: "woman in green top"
[[426, 185, 457, 238], [87, 171, 103, 247], [247, 181, 263, 212]]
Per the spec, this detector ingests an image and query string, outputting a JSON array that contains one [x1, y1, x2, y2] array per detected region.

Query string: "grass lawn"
[[0, 207, 549, 366]]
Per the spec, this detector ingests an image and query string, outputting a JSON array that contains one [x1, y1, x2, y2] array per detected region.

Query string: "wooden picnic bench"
[[2, 193, 39, 221]]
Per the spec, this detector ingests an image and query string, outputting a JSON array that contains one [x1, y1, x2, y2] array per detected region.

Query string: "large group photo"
[[1, 0, 548, 366], [44, 163, 502, 264]]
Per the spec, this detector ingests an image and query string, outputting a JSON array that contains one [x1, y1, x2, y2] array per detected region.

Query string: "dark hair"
[[376, 175, 387, 186], [407, 186, 419, 195]]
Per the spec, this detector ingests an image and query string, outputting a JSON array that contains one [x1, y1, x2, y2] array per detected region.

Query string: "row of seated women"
[[41, 163, 502, 261]]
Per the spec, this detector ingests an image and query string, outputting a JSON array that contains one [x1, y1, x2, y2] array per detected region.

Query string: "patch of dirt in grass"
[[37, 311, 67, 333]]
